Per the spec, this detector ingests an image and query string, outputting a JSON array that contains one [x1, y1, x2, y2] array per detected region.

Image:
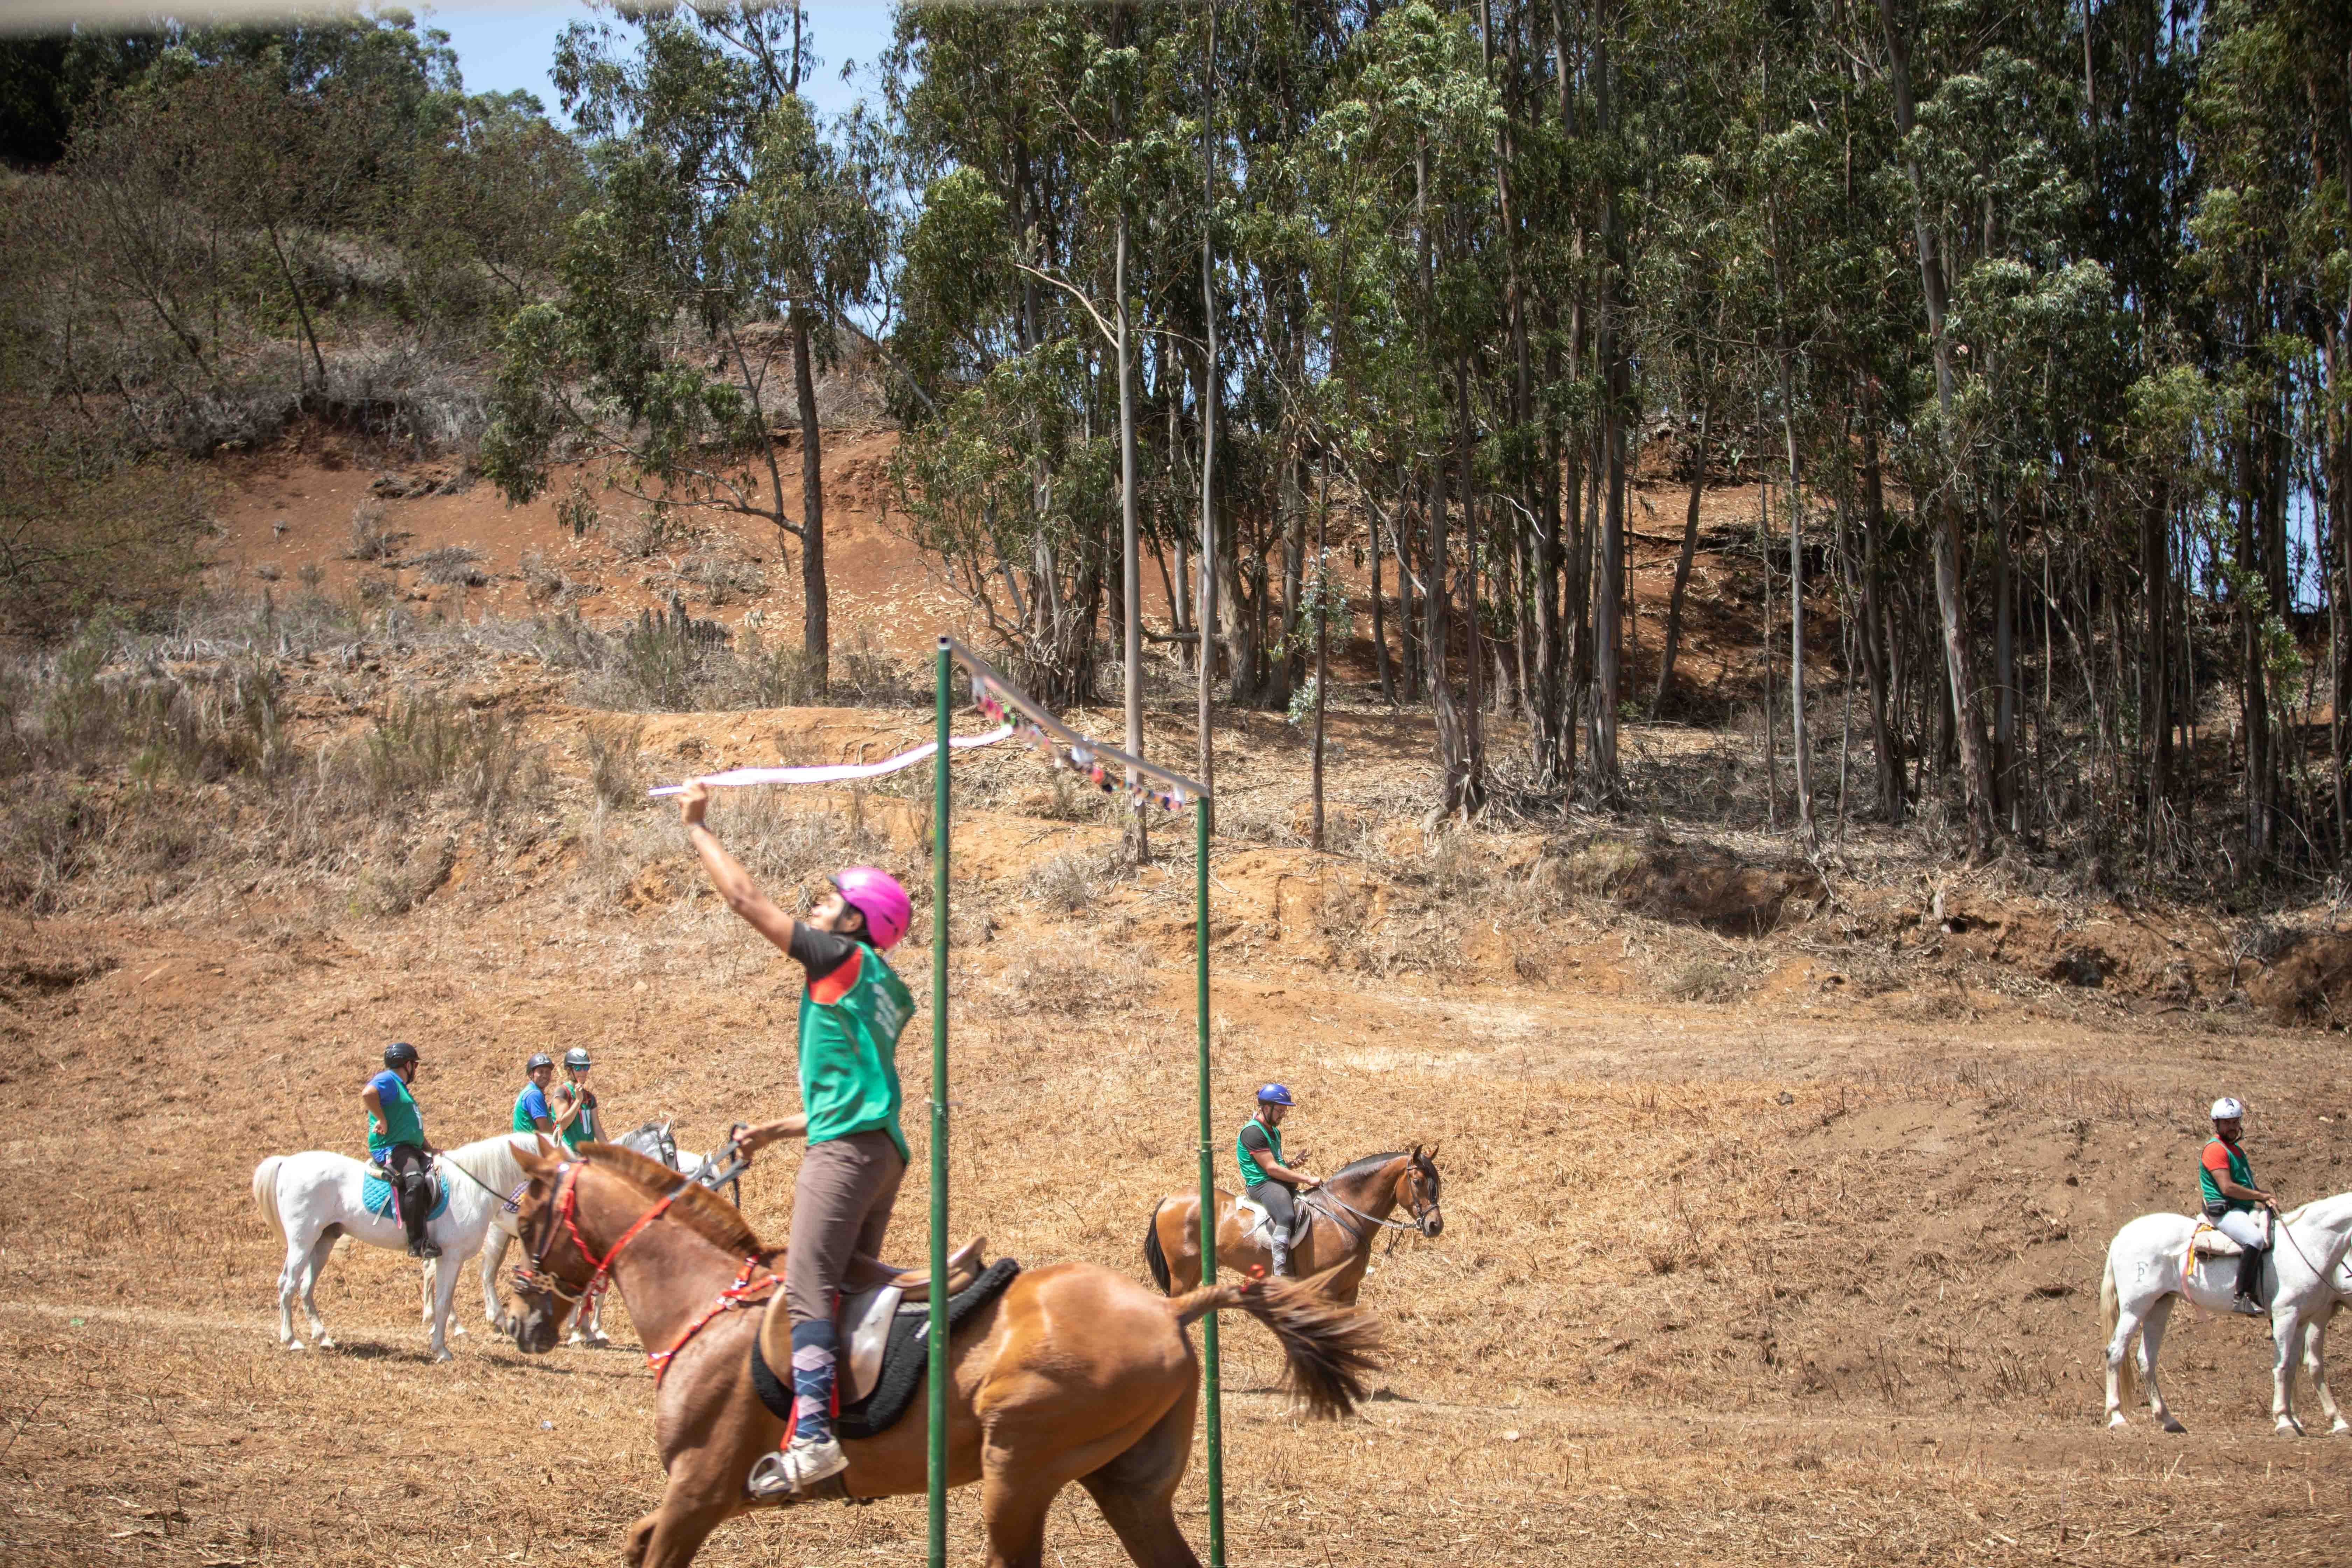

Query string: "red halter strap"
[[647, 1257, 778, 1386], [517, 1161, 694, 1305]]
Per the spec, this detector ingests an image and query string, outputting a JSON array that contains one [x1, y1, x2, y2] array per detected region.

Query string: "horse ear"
[[521, 1134, 559, 1170], [1425, 1140, 1441, 1162], [1410, 1142, 1422, 1161]]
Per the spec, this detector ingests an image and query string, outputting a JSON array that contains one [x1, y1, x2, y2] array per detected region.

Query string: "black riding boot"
[[2237, 1246, 2266, 1308]]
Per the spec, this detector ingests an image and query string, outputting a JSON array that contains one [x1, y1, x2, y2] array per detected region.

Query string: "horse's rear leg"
[[978, 1443, 1058, 1568], [2138, 1297, 2186, 1433], [288, 1229, 338, 1349], [1078, 1387, 1203, 1568], [481, 1230, 513, 1331]]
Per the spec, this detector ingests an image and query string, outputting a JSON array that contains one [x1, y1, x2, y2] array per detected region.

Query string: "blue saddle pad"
[[362, 1170, 450, 1223]]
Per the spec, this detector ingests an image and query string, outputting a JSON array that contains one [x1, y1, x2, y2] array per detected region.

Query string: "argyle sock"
[[789, 1319, 838, 1444]]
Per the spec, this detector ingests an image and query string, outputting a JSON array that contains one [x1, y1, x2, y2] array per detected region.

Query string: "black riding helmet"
[[526, 1052, 554, 1072], [383, 1041, 419, 1068]]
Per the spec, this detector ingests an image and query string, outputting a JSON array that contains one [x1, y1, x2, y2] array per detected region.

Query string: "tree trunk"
[[791, 309, 829, 696], [1116, 210, 1146, 861], [1653, 396, 1711, 714]]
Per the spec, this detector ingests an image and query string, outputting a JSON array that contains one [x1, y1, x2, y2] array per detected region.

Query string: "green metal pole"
[[928, 637, 951, 1568], [1196, 803, 1224, 1567]]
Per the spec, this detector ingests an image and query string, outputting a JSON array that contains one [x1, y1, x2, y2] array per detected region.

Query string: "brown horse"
[[1143, 1145, 1444, 1306], [501, 1139, 1379, 1568]]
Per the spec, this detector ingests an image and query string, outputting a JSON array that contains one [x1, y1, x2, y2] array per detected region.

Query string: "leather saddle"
[[1233, 1192, 1312, 1249], [756, 1236, 987, 1409]]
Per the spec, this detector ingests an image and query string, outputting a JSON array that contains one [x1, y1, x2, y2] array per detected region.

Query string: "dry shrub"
[[582, 719, 647, 810], [1660, 957, 1741, 1004], [1030, 848, 1100, 913], [983, 943, 1145, 1016], [615, 509, 685, 561], [680, 543, 765, 607], [345, 501, 401, 561], [413, 544, 487, 587]]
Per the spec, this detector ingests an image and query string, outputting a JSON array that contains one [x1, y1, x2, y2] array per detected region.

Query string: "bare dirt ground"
[[7, 426, 2352, 1566]]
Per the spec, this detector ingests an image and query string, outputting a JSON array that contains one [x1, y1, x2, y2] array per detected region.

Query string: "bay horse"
[[500, 1138, 1379, 1568], [2101, 1190, 2352, 1434], [1143, 1145, 1443, 1306]]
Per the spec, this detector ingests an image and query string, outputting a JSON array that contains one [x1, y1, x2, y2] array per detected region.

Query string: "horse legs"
[[2306, 1305, 2349, 1435], [481, 1229, 513, 1331], [426, 1238, 463, 1363], [2272, 1310, 2308, 1436], [978, 1439, 1059, 1568], [298, 1229, 339, 1348], [276, 1230, 314, 1350], [623, 1466, 738, 1568], [1077, 1388, 1203, 1568], [422, 1259, 464, 1336], [2103, 1299, 2147, 1429], [2137, 1296, 2187, 1433]]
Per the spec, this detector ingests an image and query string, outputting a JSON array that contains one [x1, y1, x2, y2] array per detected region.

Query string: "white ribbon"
[[647, 724, 1014, 796]]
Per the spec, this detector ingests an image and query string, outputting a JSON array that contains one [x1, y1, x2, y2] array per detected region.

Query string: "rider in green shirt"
[[551, 1048, 602, 1151], [681, 779, 917, 1499], [2200, 1096, 2278, 1315], [1238, 1084, 1312, 1278]]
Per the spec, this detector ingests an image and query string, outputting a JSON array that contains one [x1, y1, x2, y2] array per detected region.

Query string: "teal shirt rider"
[[2200, 1136, 2258, 1216], [1236, 1114, 1283, 1189], [366, 1068, 425, 1164]]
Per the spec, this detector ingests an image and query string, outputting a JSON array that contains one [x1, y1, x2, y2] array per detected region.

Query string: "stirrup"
[[409, 1240, 442, 1260], [747, 1436, 848, 1499], [2232, 1297, 2266, 1316]]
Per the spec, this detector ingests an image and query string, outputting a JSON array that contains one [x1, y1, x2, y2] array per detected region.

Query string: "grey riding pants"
[[784, 1130, 906, 1325]]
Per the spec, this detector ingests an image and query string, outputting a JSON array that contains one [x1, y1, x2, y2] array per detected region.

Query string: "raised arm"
[[679, 781, 799, 954]]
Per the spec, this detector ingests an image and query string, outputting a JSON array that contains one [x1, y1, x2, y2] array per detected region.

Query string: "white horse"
[[2297, 1258, 2352, 1435], [464, 1121, 742, 1339], [2101, 1192, 2352, 1434], [252, 1133, 536, 1362]]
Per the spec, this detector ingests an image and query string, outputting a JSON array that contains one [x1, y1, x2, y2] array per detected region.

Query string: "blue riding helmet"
[[1256, 1083, 1294, 1106]]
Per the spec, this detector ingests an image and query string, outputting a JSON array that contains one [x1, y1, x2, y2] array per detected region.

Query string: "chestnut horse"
[[1143, 1146, 1444, 1306], [502, 1139, 1378, 1568]]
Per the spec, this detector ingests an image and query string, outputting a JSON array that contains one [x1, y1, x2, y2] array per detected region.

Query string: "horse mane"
[[442, 1132, 538, 1201], [1331, 1151, 1406, 1184], [577, 1141, 768, 1258]]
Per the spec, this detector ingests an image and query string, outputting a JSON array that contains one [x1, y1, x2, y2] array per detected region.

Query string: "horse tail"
[[2101, 1251, 2134, 1409], [252, 1156, 288, 1251], [1143, 1199, 1172, 1295], [1166, 1265, 1381, 1419]]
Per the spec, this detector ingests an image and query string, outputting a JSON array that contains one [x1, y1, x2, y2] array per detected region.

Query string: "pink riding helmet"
[[832, 867, 912, 951]]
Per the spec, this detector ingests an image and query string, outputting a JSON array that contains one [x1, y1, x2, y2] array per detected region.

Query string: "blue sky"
[[424, 2, 899, 126]]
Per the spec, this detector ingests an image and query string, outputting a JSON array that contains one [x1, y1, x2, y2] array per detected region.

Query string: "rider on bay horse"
[[363, 1041, 439, 1259], [1238, 1084, 1314, 1278], [2202, 1096, 2278, 1315], [680, 779, 916, 1500], [513, 1053, 556, 1134]]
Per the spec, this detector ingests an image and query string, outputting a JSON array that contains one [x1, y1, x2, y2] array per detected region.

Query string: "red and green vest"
[[2200, 1137, 2256, 1214], [798, 945, 913, 1161], [1236, 1116, 1283, 1189]]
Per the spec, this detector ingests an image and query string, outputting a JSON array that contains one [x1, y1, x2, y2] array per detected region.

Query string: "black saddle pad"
[[751, 1259, 1022, 1442]]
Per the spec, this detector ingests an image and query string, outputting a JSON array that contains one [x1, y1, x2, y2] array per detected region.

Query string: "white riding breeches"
[[2214, 1209, 2270, 1250]]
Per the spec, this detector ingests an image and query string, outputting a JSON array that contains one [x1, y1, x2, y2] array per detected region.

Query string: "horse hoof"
[[2106, 1413, 2128, 1430], [315, 1334, 336, 1350], [431, 1348, 454, 1364], [2161, 1417, 2188, 1434], [283, 1340, 305, 1353], [2276, 1419, 2305, 1437], [450, 1322, 468, 1337]]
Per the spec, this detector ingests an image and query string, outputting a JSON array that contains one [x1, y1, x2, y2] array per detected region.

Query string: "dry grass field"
[[6, 727, 2352, 1566]]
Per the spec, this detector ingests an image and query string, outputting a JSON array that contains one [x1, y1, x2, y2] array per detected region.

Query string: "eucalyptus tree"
[[484, 3, 885, 693]]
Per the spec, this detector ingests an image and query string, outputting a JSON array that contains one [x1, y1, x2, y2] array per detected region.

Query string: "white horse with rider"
[[2101, 1098, 2352, 1434], [252, 1131, 537, 1361]]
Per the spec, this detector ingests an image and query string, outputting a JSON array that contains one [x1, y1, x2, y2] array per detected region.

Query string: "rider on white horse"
[[363, 1042, 439, 1259], [1238, 1085, 1313, 1278], [2202, 1096, 2278, 1316]]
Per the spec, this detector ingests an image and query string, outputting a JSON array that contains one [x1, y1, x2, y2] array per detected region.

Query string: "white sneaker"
[[747, 1435, 848, 1499]]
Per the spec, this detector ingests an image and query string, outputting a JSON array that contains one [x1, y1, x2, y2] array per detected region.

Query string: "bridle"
[[1312, 1157, 1443, 1241], [511, 1158, 697, 1307]]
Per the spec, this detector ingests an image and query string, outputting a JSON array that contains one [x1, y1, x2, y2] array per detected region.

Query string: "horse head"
[[504, 1135, 593, 1354], [1400, 1143, 1444, 1238]]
